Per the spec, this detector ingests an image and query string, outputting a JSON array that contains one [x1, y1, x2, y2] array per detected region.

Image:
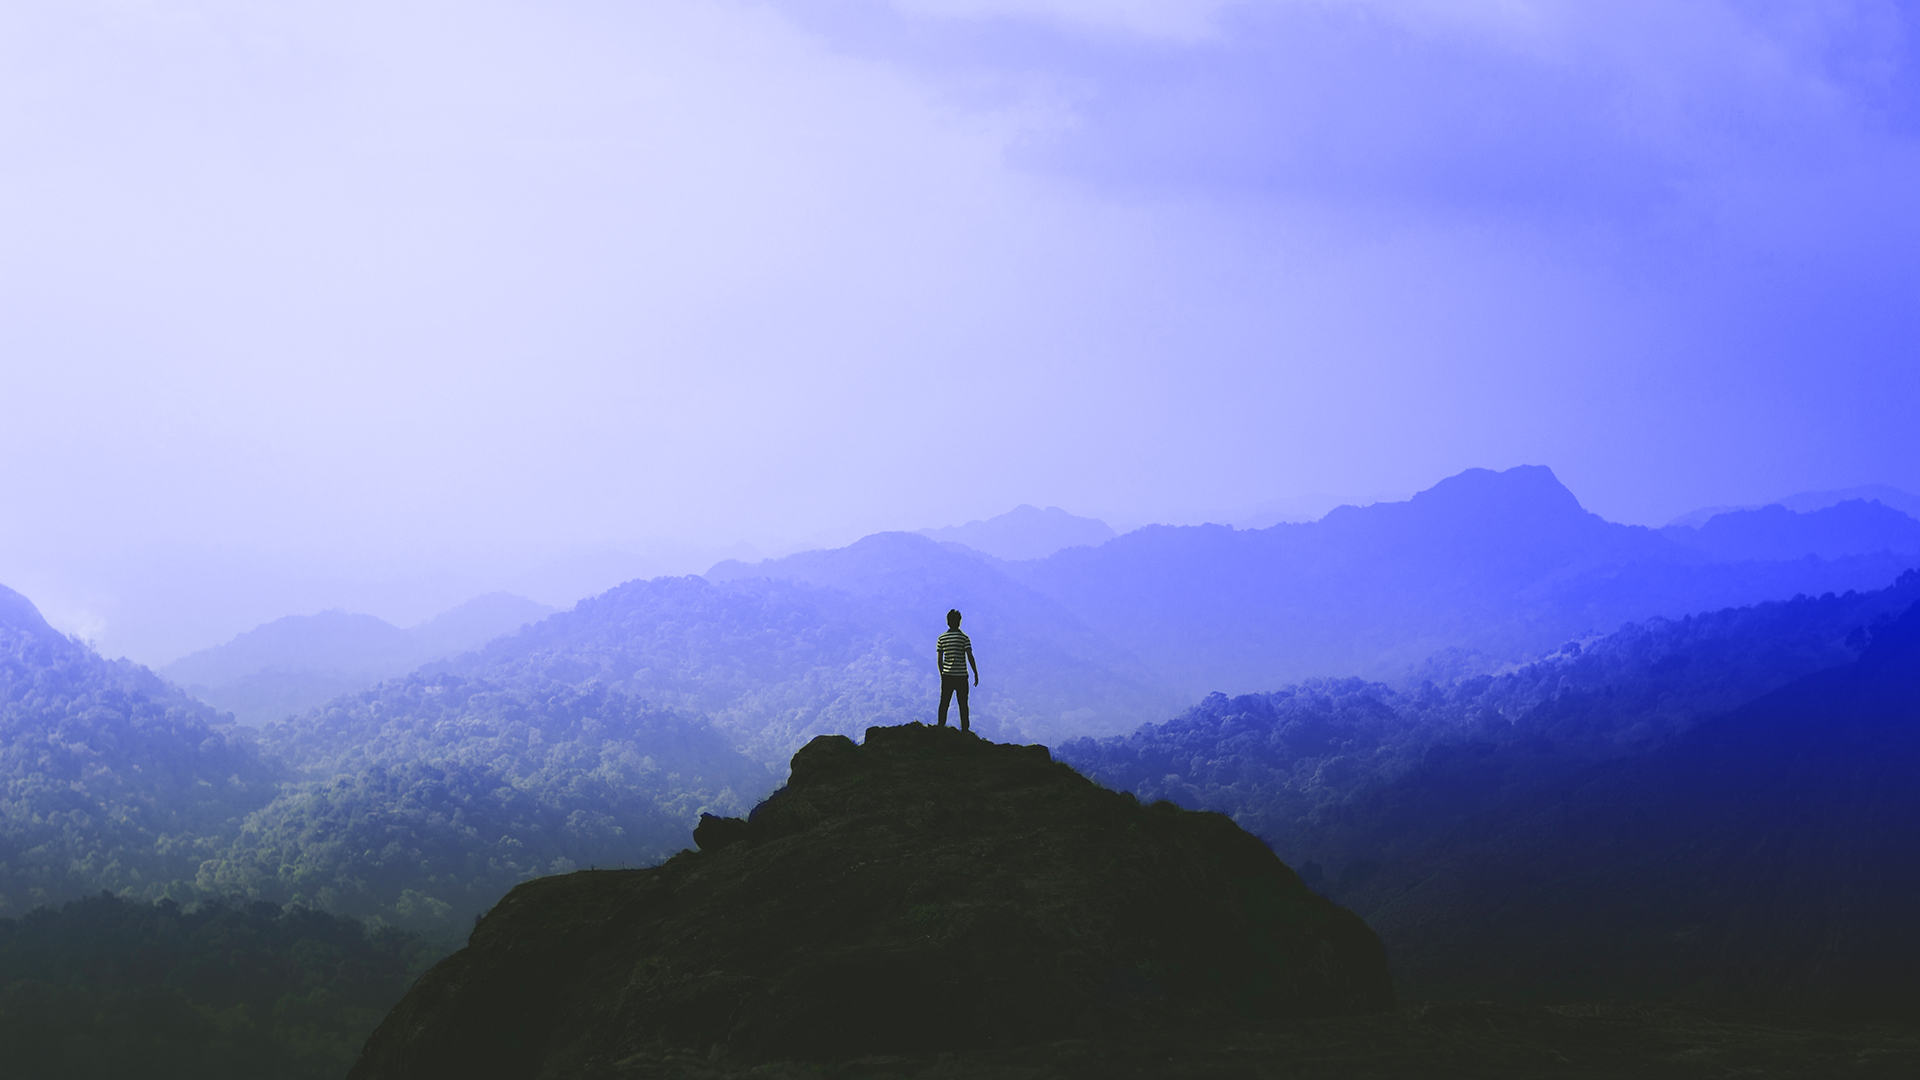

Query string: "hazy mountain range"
[[1658, 497, 1920, 562], [915, 504, 1116, 560], [731, 467, 1920, 707], [153, 470, 1920, 739], [160, 593, 554, 724], [6, 463, 1920, 950], [442, 557, 1178, 760], [1664, 483, 1920, 529]]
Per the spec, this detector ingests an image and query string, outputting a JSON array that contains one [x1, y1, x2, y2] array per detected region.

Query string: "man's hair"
[[946, 609, 963, 628]]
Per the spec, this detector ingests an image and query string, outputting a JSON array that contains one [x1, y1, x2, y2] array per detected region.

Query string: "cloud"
[[778, 1, 1920, 473], [0, 1, 1043, 543], [797, 0, 1920, 221], [886, 0, 1236, 40]]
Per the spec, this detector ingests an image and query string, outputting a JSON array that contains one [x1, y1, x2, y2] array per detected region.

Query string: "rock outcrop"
[[349, 724, 1391, 1078]]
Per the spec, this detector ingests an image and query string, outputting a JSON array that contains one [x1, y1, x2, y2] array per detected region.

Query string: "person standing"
[[935, 608, 979, 732]]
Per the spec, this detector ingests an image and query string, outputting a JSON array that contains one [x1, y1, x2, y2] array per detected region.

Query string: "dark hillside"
[[0, 893, 437, 1080], [1351, 598, 1920, 1008], [347, 725, 1390, 1078]]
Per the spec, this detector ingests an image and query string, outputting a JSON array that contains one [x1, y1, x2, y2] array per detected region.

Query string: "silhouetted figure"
[[936, 609, 979, 731]]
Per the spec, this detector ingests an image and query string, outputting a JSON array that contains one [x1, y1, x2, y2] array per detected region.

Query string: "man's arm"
[[968, 647, 979, 686]]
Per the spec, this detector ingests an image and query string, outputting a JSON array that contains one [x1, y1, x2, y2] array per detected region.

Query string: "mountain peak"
[[706, 530, 973, 593], [1407, 464, 1586, 519], [919, 504, 1116, 561], [406, 592, 555, 655], [1312, 465, 1606, 554]]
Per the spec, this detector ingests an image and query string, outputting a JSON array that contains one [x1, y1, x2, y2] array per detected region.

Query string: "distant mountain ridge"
[[154, 468, 1920, 746], [165, 611, 414, 688], [162, 592, 554, 724], [1666, 484, 1920, 528], [1008, 465, 1920, 695], [915, 504, 1116, 560], [1660, 499, 1920, 562], [684, 466, 1920, 744]]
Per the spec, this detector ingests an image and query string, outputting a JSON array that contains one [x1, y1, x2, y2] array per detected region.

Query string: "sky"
[[3, 0, 1918, 663]]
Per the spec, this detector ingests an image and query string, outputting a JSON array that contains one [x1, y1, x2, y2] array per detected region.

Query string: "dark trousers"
[[939, 674, 971, 729]]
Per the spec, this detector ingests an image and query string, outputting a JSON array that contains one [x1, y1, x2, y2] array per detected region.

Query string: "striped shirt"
[[937, 629, 972, 677]]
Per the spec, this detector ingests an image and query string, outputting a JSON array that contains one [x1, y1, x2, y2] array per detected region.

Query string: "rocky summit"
[[348, 724, 1391, 1078]]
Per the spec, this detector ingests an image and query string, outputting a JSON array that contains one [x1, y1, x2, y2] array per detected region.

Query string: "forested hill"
[[2, 583, 773, 932], [1011, 466, 1920, 695], [0, 586, 282, 915], [443, 551, 1179, 757], [1056, 569, 1920, 894], [207, 677, 772, 929], [1349, 592, 1920, 1007]]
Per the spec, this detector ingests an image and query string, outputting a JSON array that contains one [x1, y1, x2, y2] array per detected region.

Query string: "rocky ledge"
[[348, 724, 1391, 1078]]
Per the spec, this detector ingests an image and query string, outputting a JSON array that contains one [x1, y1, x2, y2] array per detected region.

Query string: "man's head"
[[946, 609, 962, 629]]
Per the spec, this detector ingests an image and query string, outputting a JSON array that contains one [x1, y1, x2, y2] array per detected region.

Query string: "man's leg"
[[956, 681, 970, 732], [938, 680, 953, 726]]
